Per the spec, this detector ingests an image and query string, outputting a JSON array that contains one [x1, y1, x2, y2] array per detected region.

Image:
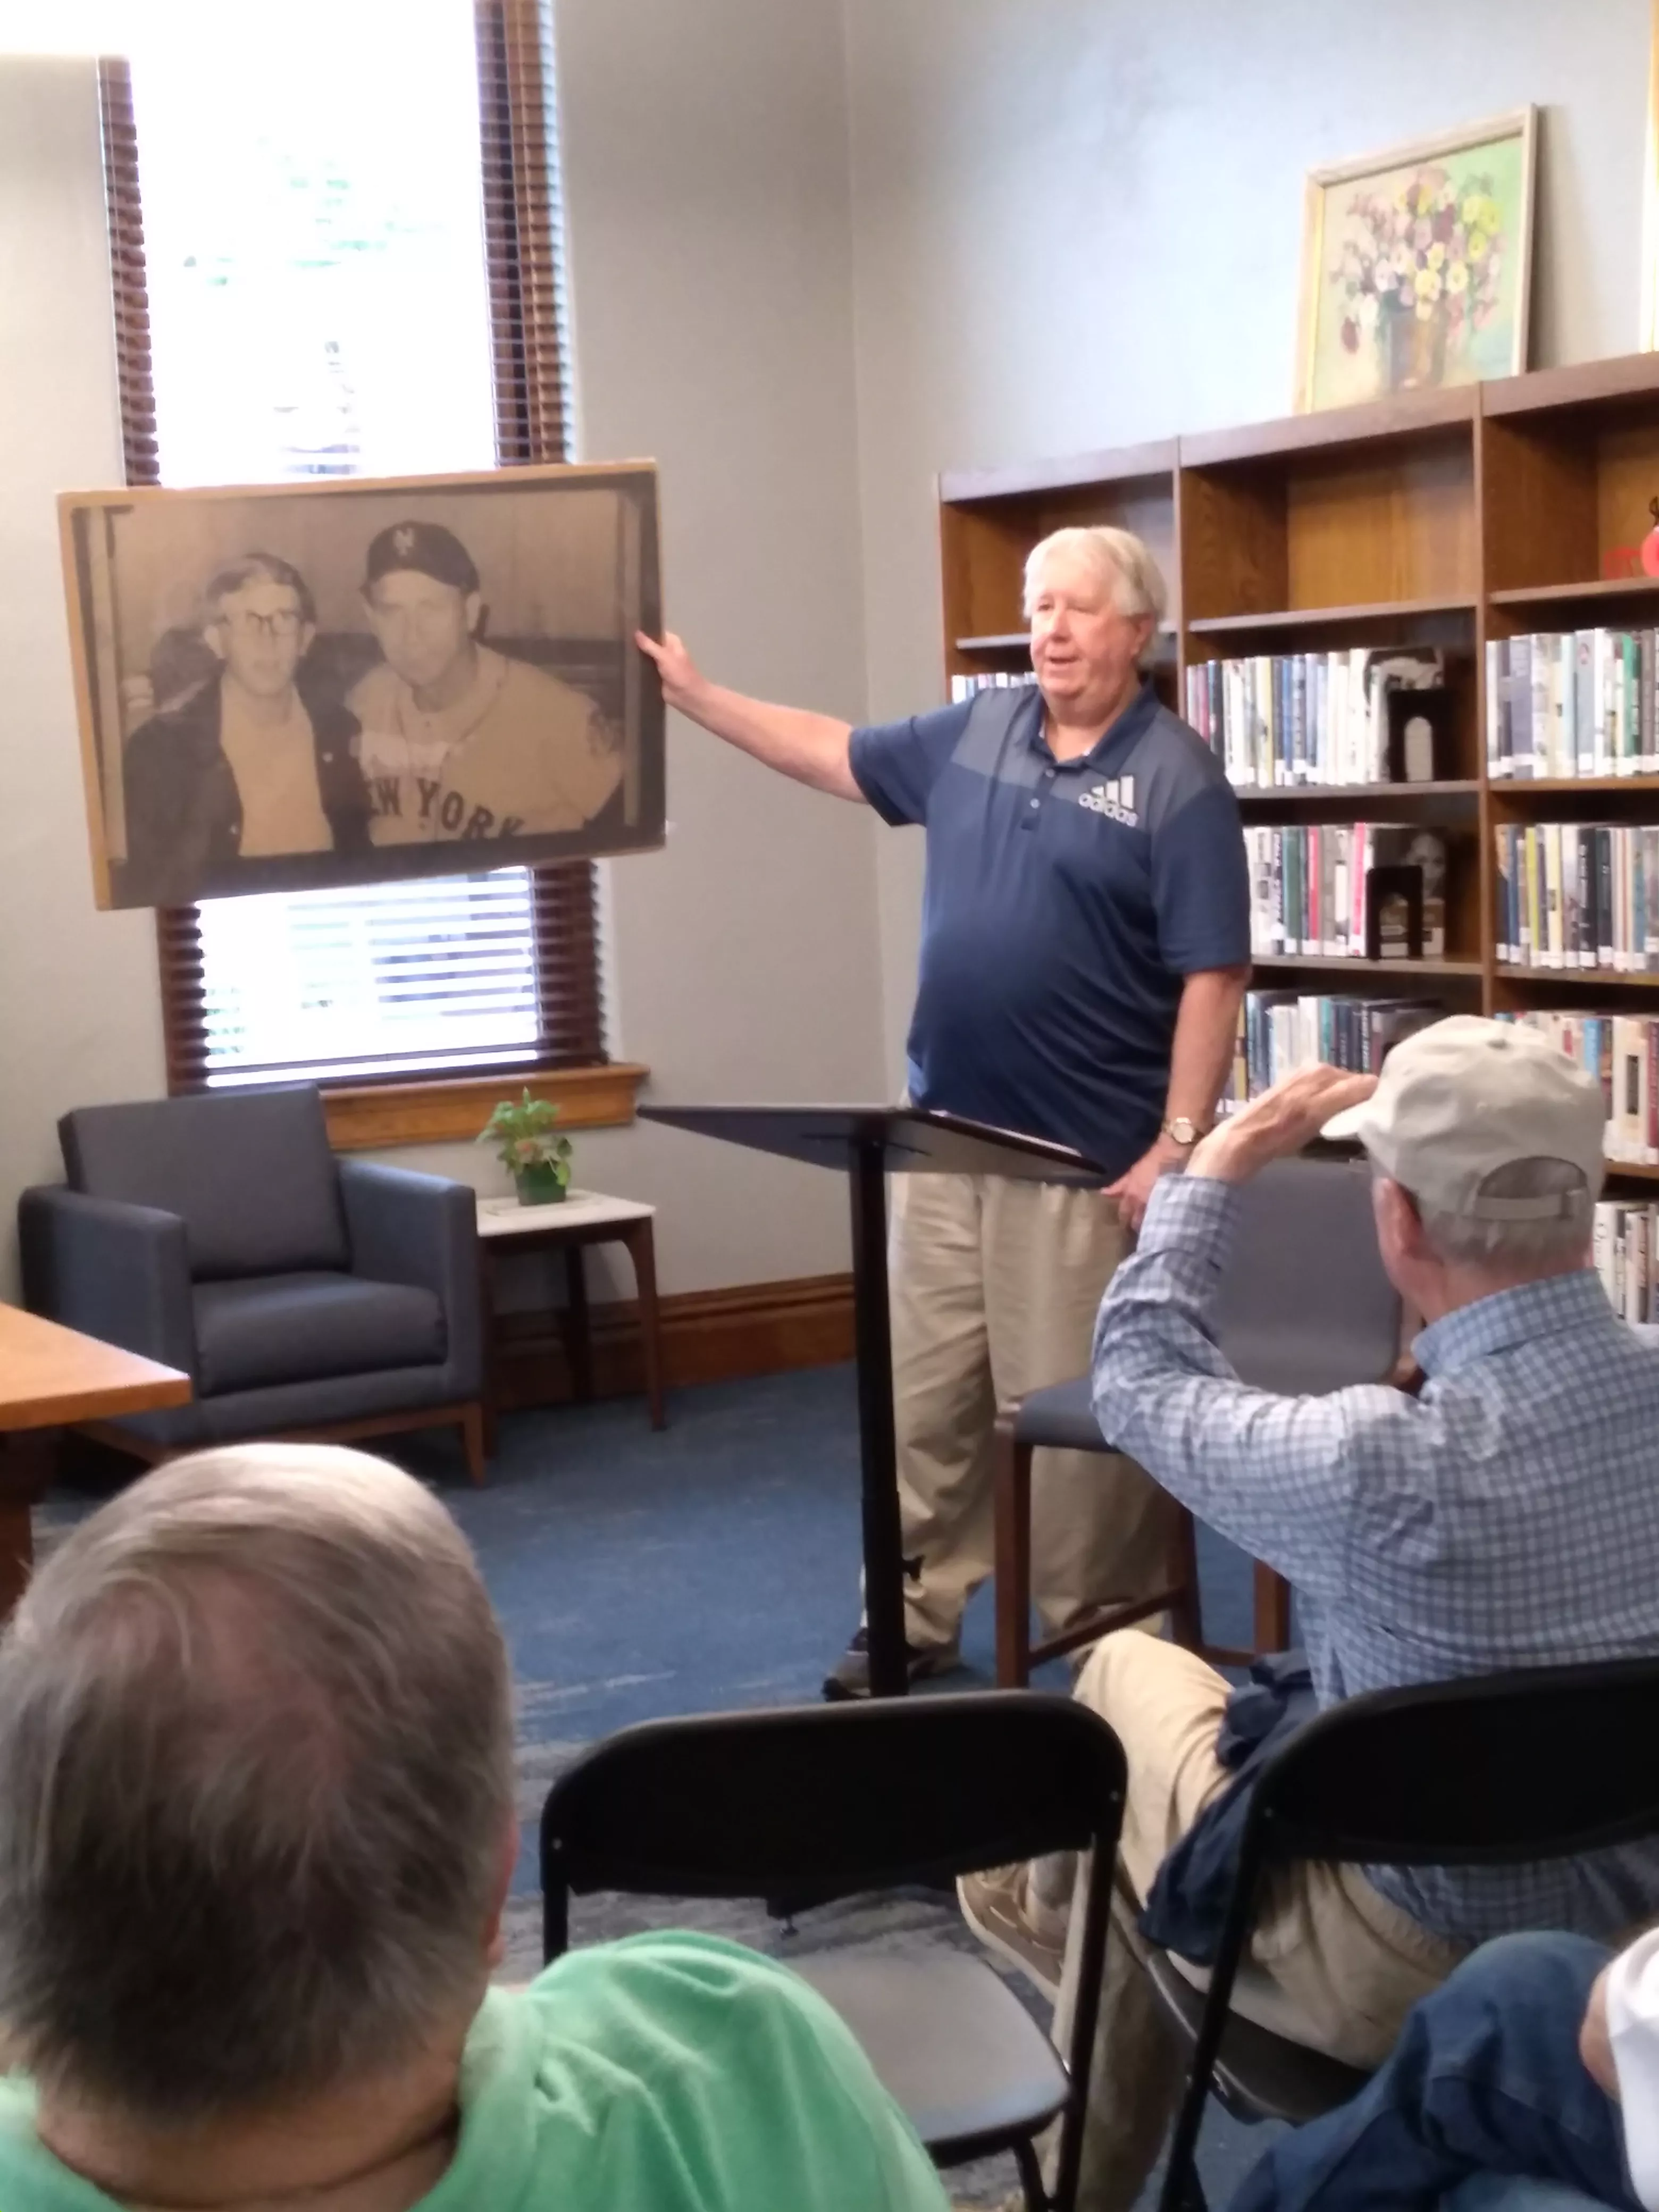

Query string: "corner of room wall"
[[0, 57, 167, 1303], [840, 0, 1656, 1090]]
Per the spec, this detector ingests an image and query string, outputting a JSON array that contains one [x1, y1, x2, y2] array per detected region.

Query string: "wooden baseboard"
[[492, 1271, 853, 1412]]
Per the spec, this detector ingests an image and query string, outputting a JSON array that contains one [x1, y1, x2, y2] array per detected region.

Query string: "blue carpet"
[[397, 1363, 1282, 2209], [46, 1363, 1283, 2209]]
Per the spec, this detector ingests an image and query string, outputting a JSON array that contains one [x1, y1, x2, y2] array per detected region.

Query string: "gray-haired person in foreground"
[[0, 1444, 947, 2212]]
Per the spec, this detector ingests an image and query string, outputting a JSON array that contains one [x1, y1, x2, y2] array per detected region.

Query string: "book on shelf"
[[1246, 824, 1447, 959], [1186, 647, 1444, 789], [1495, 1009, 1659, 1165], [1493, 823, 1659, 971], [1592, 1201, 1659, 1323], [949, 671, 1037, 703], [1223, 991, 1444, 1109], [1486, 629, 1659, 779]]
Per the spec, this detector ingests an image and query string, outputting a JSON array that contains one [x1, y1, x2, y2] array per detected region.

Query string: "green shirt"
[[0, 1933, 951, 2211]]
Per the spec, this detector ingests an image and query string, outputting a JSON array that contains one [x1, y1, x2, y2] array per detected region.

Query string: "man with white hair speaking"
[[961, 1018, 1659, 2211], [0, 1444, 949, 2212], [639, 527, 1249, 1696]]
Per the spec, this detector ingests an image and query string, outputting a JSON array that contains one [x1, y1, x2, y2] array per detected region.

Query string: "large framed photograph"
[[59, 463, 665, 910], [1295, 108, 1537, 413]]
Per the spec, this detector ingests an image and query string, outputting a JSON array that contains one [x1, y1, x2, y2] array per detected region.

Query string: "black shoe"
[[822, 1625, 962, 1700]]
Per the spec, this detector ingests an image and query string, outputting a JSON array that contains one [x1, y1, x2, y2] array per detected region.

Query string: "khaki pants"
[[1052, 1630, 1466, 2212], [886, 1171, 1173, 1649]]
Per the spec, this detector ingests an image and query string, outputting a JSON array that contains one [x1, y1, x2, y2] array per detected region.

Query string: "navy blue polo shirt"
[[849, 681, 1249, 1179]]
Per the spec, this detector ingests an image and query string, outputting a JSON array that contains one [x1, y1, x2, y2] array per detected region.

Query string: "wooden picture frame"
[[58, 462, 665, 911], [1295, 107, 1538, 414]]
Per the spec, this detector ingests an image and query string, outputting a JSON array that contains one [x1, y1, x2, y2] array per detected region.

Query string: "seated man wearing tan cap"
[[960, 1017, 1659, 2212]]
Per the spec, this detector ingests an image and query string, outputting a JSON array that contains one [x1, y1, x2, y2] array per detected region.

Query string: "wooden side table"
[[0, 1305, 191, 1620], [476, 1191, 665, 1442]]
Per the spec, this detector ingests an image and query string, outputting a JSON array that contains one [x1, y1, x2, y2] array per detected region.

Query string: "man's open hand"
[[1187, 1065, 1377, 1187], [635, 629, 704, 714]]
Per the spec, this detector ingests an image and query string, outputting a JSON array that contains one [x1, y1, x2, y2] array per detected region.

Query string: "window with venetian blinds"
[[98, 0, 605, 1095]]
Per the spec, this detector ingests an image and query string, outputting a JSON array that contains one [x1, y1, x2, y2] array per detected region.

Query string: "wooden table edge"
[[0, 1372, 192, 1434]]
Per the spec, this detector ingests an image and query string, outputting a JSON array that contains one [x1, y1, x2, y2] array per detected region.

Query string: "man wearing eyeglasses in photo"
[[120, 552, 370, 906]]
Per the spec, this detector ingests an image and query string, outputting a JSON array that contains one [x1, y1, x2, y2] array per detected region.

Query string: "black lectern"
[[639, 1105, 1105, 1698]]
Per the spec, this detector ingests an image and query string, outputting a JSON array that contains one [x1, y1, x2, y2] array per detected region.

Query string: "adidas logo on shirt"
[[1079, 775, 1138, 827]]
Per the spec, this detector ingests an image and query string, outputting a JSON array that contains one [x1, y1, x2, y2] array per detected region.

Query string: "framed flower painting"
[[1296, 108, 1537, 413]]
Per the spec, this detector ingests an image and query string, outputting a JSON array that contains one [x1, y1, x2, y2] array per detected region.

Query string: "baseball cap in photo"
[[1320, 1014, 1605, 1220], [362, 521, 480, 595]]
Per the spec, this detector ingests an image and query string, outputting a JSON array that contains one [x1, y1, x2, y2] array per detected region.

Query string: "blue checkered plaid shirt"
[[1092, 1172, 1659, 1944]]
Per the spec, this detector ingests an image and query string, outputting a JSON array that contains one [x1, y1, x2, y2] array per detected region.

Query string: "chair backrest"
[[1248, 1653, 1659, 1871], [541, 1690, 1124, 1936], [1213, 1155, 1400, 1395], [1157, 1655, 1659, 2212], [60, 1086, 348, 1282], [542, 1691, 1126, 2212]]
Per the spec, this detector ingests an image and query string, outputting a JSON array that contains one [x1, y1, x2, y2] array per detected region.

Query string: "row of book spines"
[[1493, 823, 1659, 971], [1246, 824, 1362, 957], [1245, 825, 1446, 958], [1593, 1203, 1659, 1325], [949, 672, 1037, 703], [1224, 991, 1440, 1105], [1185, 650, 1402, 788], [1497, 1011, 1659, 1166], [1486, 630, 1659, 779]]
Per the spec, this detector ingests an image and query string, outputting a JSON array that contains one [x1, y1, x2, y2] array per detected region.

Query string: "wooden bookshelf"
[[935, 349, 1659, 1037], [1186, 596, 1476, 637], [1487, 579, 1659, 610], [1232, 781, 1478, 810], [1252, 954, 1482, 978]]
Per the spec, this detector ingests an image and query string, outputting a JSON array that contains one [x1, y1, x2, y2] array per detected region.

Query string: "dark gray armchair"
[[18, 1085, 485, 1480]]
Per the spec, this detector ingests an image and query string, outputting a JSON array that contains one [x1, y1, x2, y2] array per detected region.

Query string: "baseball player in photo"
[[350, 521, 624, 845]]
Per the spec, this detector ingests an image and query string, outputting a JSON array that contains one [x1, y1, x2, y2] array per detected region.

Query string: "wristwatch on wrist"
[[1161, 1116, 1204, 1149]]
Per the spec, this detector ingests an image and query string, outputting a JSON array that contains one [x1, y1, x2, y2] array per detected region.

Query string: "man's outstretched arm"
[[636, 630, 864, 801]]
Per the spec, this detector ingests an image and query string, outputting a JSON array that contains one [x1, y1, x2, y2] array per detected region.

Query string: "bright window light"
[[125, 2, 552, 1086]]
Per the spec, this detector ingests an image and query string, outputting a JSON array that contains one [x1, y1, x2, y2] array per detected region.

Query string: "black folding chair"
[[1151, 1654, 1659, 2212], [541, 1691, 1126, 2212]]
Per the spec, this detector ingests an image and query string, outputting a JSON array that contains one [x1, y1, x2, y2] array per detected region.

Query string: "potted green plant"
[[478, 1089, 574, 1206]]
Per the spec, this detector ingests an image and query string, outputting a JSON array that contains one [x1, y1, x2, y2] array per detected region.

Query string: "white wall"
[[530, 0, 883, 1292], [842, 0, 1655, 1083], [0, 4, 886, 1303], [0, 60, 167, 1302]]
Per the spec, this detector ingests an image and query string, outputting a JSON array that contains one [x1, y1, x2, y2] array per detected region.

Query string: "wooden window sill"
[[323, 1063, 649, 1152]]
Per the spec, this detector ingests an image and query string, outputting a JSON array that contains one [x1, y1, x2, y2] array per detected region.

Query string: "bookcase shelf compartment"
[[1232, 784, 1480, 833], [1487, 578, 1659, 610], [1251, 954, 1482, 978], [1233, 781, 1478, 802], [1186, 597, 1476, 636], [955, 620, 1178, 653], [1496, 966, 1659, 990], [1491, 777, 1659, 793], [939, 454, 1177, 661], [1180, 432, 1477, 627]]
